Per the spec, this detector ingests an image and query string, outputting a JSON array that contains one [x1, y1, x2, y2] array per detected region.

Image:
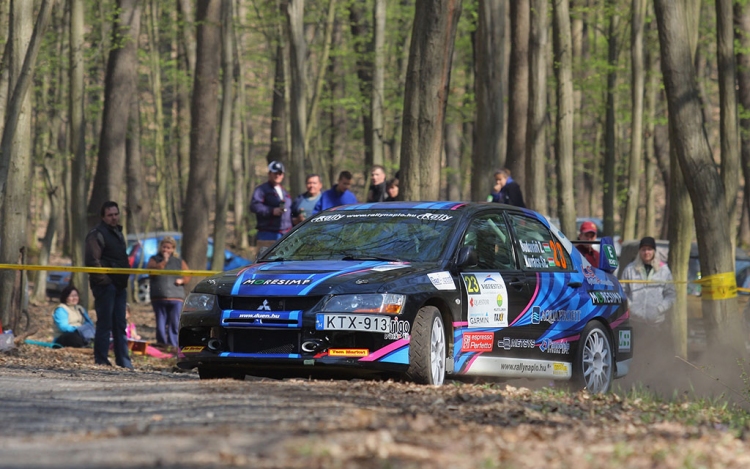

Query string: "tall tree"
[[622, 0, 647, 241], [553, 0, 576, 237], [349, 3, 374, 174], [400, 0, 463, 201], [182, 0, 220, 281], [371, 0, 386, 168], [655, 0, 744, 354], [471, 0, 504, 202], [286, 0, 306, 196], [602, 2, 618, 238], [736, 0, 750, 249], [525, 0, 548, 214], [505, 0, 529, 188], [86, 0, 141, 228]]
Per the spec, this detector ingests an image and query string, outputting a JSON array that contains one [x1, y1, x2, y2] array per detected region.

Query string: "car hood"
[[206, 259, 440, 297]]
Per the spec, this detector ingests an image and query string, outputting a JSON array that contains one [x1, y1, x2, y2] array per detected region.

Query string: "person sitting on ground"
[[52, 285, 96, 348], [575, 220, 600, 266], [123, 304, 173, 359], [313, 170, 358, 214], [385, 178, 399, 201]]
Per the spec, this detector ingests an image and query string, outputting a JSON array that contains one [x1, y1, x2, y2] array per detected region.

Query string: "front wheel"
[[571, 322, 613, 394], [406, 306, 446, 385]]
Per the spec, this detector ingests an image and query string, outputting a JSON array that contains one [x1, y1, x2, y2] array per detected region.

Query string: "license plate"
[[316, 314, 391, 332]]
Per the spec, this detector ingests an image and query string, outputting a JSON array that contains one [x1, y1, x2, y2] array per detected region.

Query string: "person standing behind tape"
[[146, 236, 190, 348], [250, 161, 293, 246], [621, 236, 676, 357], [84, 201, 133, 369]]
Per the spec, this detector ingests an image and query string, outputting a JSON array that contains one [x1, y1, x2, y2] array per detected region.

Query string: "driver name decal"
[[462, 273, 509, 328]]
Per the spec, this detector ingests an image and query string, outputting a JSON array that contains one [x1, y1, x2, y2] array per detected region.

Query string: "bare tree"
[[736, 0, 750, 248], [505, 0, 529, 189], [286, 0, 306, 196], [371, 0, 386, 168], [182, 0, 221, 281], [86, 0, 141, 228], [525, 0, 548, 214], [471, 0, 504, 202], [400, 0, 463, 201], [655, 0, 745, 354]]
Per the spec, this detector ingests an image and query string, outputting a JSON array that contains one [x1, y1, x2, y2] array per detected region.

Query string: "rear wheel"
[[198, 367, 245, 380], [406, 306, 446, 385], [572, 322, 613, 394]]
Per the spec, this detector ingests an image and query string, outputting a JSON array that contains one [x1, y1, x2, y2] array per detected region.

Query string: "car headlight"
[[322, 294, 405, 314], [182, 293, 216, 312]]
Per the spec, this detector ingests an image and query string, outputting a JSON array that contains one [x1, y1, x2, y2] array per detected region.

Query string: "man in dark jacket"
[[314, 171, 358, 213], [84, 201, 133, 369], [490, 169, 526, 208], [250, 161, 293, 244]]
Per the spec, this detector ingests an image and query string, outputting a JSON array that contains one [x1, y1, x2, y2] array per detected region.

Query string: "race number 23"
[[550, 241, 567, 269], [463, 274, 481, 294]]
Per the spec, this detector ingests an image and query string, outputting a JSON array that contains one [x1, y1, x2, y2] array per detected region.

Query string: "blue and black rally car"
[[178, 202, 632, 393]]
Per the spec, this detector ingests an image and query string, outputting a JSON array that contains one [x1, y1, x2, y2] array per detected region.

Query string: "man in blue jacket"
[[250, 161, 293, 243], [314, 171, 358, 214]]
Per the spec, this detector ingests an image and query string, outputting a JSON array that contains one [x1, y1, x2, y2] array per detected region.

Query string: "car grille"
[[228, 329, 299, 354], [218, 296, 323, 312]]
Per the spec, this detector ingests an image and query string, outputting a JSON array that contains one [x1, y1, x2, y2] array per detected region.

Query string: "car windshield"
[[262, 210, 457, 262]]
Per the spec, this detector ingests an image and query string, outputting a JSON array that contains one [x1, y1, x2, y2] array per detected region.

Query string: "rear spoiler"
[[571, 236, 619, 273]]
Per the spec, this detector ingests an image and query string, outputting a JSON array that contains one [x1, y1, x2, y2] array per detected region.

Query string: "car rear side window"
[[461, 214, 516, 270], [508, 214, 573, 272]]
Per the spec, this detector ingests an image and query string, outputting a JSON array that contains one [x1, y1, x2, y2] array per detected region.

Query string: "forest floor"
[[0, 300, 749, 468]]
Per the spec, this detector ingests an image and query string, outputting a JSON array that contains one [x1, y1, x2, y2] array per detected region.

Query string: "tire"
[[198, 367, 245, 381], [135, 278, 151, 305], [406, 306, 446, 386], [571, 322, 613, 394]]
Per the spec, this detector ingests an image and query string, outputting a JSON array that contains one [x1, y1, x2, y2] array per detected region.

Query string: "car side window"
[[508, 214, 573, 272], [461, 214, 516, 270]]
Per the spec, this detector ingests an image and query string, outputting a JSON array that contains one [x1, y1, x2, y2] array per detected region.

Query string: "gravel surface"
[[1, 301, 749, 468]]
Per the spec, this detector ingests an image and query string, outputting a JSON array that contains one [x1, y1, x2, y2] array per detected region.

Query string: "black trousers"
[[54, 330, 86, 348]]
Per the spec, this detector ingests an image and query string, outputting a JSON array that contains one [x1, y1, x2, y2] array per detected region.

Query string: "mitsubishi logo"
[[257, 299, 272, 311]]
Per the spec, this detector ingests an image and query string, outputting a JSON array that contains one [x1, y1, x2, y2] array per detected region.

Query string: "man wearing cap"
[[621, 236, 676, 360], [575, 221, 600, 266], [250, 161, 293, 246]]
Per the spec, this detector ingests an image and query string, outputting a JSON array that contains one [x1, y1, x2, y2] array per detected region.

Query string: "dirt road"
[[1, 363, 749, 469]]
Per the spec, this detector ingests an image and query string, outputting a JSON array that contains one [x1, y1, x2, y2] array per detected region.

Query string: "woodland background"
[[1, 0, 749, 358]]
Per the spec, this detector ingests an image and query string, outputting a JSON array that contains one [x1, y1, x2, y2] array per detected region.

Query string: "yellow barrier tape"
[[0, 264, 218, 277], [694, 271, 737, 300]]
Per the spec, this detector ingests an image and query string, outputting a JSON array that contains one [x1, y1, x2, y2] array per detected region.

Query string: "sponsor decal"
[[384, 318, 411, 340], [416, 213, 453, 221], [603, 244, 619, 269], [499, 361, 553, 374], [257, 299, 272, 311], [523, 256, 550, 269], [469, 298, 491, 307], [238, 312, 281, 319], [428, 271, 457, 291], [242, 278, 313, 286], [461, 332, 494, 352], [618, 330, 631, 353], [588, 291, 623, 305], [582, 266, 615, 286], [329, 348, 370, 357], [181, 346, 205, 353], [496, 294, 504, 308], [311, 214, 345, 222], [538, 339, 571, 354], [498, 337, 536, 350], [462, 273, 509, 328], [553, 362, 570, 376], [530, 306, 581, 324]]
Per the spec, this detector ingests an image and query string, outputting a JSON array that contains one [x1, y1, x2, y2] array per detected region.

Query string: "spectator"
[[621, 236, 676, 355], [575, 221, 600, 266], [123, 304, 173, 359], [291, 174, 323, 225], [385, 178, 399, 201], [490, 168, 525, 208], [250, 161, 293, 244], [314, 171, 358, 213], [367, 165, 387, 202], [146, 236, 190, 348], [52, 285, 95, 348], [84, 200, 133, 369]]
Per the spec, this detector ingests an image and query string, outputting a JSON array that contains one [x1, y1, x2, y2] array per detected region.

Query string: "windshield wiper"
[[341, 255, 402, 262]]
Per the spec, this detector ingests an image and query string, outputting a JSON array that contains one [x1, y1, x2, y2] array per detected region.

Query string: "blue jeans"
[[152, 299, 183, 347], [256, 230, 283, 241], [92, 283, 132, 368]]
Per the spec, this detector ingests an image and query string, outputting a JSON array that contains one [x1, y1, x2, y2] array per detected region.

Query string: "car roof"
[[329, 201, 535, 216]]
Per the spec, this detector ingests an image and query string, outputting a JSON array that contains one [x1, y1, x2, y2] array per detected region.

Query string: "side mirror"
[[456, 246, 478, 269]]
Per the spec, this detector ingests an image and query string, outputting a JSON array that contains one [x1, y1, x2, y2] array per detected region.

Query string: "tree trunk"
[[212, 0, 234, 272], [736, 1, 750, 249], [328, 19, 346, 188], [622, 0, 646, 241], [267, 42, 289, 166], [371, 0, 385, 168], [643, 28, 659, 239], [553, 0, 576, 237], [176, 0, 194, 203], [125, 92, 148, 237], [304, 0, 336, 154], [286, 0, 306, 196], [716, 0, 740, 249], [525, 0, 548, 214], [400, 0, 463, 201], [471, 0, 504, 202], [349, 3, 373, 175], [182, 0, 220, 284], [655, 0, 744, 355], [505, 0, 529, 189], [232, 3, 249, 249], [86, 0, 141, 228], [445, 120, 462, 201]]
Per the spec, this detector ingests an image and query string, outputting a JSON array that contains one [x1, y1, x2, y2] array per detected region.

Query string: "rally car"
[[178, 202, 632, 393]]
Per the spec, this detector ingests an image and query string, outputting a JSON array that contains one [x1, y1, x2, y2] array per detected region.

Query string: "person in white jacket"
[[621, 236, 677, 367]]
